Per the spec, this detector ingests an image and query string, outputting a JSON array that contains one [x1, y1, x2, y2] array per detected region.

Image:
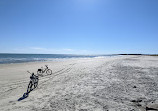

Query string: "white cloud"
[[63, 48, 74, 51], [12, 47, 95, 54], [30, 47, 47, 50]]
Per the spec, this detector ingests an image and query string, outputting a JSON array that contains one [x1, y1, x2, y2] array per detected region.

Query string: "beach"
[[0, 55, 158, 111]]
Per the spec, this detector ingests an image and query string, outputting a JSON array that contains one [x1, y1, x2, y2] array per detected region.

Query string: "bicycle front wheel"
[[27, 81, 33, 93], [46, 69, 52, 75], [34, 78, 38, 88]]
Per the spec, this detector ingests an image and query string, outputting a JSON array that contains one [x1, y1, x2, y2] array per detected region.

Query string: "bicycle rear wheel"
[[46, 69, 52, 75], [37, 70, 43, 77], [37, 70, 43, 74]]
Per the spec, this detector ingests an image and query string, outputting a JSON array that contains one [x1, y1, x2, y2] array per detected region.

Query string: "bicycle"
[[37, 65, 52, 76], [27, 71, 39, 93]]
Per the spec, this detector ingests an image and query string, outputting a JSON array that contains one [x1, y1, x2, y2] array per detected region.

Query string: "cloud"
[[30, 47, 47, 50], [63, 48, 74, 51], [12, 47, 95, 54], [30, 47, 75, 52]]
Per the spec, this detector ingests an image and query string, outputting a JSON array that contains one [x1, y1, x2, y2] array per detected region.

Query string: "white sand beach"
[[0, 55, 158, 111]]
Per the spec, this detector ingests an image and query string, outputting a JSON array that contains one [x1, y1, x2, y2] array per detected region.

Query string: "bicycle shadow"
[[18, 92, 29, 101], [18, 84, 37, 101], [18, 86, 36, 101]]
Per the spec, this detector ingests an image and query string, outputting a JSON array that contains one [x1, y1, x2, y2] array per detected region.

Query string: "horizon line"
[[0, 53, 158, 55]]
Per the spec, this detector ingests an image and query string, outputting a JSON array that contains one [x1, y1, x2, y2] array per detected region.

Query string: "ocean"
[[0, 53, 116, 64]]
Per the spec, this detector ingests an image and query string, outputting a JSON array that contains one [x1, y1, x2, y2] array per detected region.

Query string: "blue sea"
[[0, 53, 116, 64]]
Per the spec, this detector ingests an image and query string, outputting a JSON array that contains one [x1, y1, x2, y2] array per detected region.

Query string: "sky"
[[0, 0, 158, 54]]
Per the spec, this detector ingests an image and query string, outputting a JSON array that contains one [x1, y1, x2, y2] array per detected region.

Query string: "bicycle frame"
[[26, 71, 39, 93], [40, 65, 49, 73]]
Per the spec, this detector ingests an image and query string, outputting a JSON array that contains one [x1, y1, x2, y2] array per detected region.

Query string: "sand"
[[0, 55, 158, 111]]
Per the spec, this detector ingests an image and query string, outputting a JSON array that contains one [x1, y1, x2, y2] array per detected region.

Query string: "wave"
[[0, 54, 117, 64]]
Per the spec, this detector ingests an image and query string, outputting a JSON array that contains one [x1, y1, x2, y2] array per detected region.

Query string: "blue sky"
[[0, 0, 158, 54]]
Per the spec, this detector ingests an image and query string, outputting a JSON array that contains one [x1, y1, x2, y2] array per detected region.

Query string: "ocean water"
[[0, 53, 116, 64]]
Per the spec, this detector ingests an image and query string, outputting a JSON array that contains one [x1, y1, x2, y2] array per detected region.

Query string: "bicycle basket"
[[38, 69, 42, 71]]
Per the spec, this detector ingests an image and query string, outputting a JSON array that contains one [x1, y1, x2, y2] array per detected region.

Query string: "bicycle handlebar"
[[27, 71, 32, 75], [27, 71, 30, 73]]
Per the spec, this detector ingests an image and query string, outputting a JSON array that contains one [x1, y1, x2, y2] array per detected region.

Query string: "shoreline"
[[0, 55, 120, 65]]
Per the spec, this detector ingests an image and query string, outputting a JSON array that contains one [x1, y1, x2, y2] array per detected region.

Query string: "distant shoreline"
[[119, 54, 158, 56]]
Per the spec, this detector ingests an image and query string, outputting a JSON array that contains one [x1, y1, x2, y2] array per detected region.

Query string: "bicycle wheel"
[[37, 70, 43, 76], [37, 70, 43, 74], [34, 79, 38, 88], [27, 81, 33, 93], [46, 69, 52, 75]]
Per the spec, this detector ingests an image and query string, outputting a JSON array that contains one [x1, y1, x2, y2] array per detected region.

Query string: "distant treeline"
[[119, 54, 158, 56], [119, 54, 142, 55]]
